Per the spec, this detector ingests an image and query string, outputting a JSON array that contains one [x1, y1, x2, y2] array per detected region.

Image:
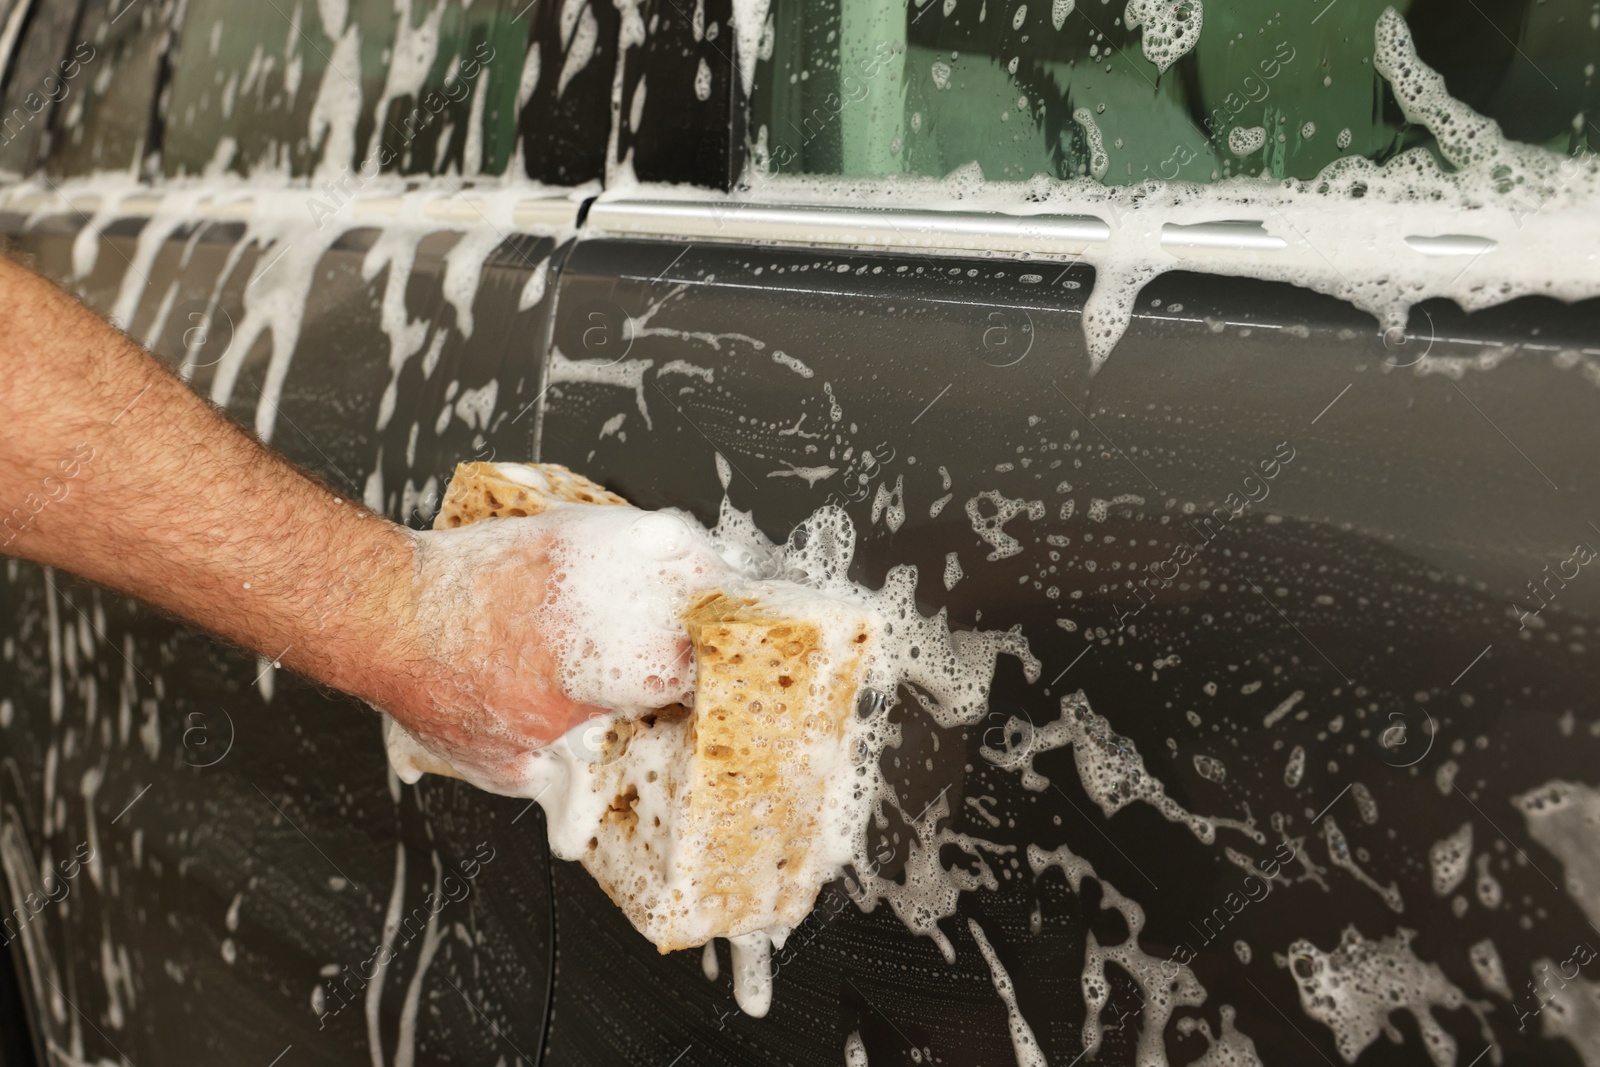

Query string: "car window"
[[613, 0, 739, 188], [45, 0, 170, 178], [369, 3, 528, 178], [517, 0, 616, 185], [161, 0, 361, 178], [160, 0, 568, 182], [0, 0, 86, 176], [749, 0, 1596, 184]]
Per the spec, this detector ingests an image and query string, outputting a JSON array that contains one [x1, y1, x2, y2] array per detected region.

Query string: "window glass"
[[750, 0, 1597, 185], [517, 0, 617, 185], [162, 0, 536, 180], [363, 1, 528, 178], [0, 0, 86, 175], [614, 0, 739, 188], [46, 0, 169, 178], [162, 0, 375, 177]]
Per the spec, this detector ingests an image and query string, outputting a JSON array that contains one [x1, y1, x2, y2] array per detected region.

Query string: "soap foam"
[[1537, 967, 1600, 1066], [1030, 842, 1208, 1066], [850, 790, 1013, 965], [1428, 821, 1473, 897], [1286, 926, 1495, 1067], [389, 491, 1035, 1014], [1124, 0, 1204, 74], [1176, 1006, 1263, 1067], [1513, 780, 1600, 928], [685, 6, 1600, 372], [1468, 938, 1510, 999], [968, 919, 1048, 1067], [1323, 816, 1404, 913], [988, 691, 1264, 846], [535, 504, 732, 710]]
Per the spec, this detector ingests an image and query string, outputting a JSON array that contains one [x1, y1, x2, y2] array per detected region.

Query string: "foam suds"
[[942, 551, 963, 591], [1351, 782, 1379, 826], [547, 347, 656, 428], [685, 6, 1600, 370], [1513, 780, 1600, 928], [1176, 1006, 1263, 1067], [1, 178, 581, 447], [389, 488, 1034, 1011], [727, 931, 774, 1016], [1468, 938, 1511, 999], [1428, 821, 1473, 897], [966, 491, 1044, 562], [1030, 842, 1207, 1066], [850, 791, 1012, 964], [1474, 854, 1503, 910], [1283, 744, 1305, 786], [1123, 0, 1203, 73], [561, 8, 601, 101], [729, 0, 773, 97], [1322, 816, 1403, 913], [986, 692, 1264, 845], [1286, 926, 1496, 1067], [968, 919, 1047, 1067], [1072, 108, 1109, 182], [1264, 691, 1305, 729], [1226, 126, 1265, 157], [534, 505, 732, 711], [1536, 967, 1600, 1066]]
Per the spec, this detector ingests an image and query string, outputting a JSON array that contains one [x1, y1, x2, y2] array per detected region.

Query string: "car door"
[[534, 207, 1600, 1067], [526, 1, 1600, 1064]]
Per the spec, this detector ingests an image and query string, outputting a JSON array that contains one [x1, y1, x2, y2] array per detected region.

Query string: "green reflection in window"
[[751, 0, 1597, 185], [163, 0, 529, 179]]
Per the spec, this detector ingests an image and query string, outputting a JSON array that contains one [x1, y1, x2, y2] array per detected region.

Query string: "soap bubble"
[[628, 512, 695, 561]]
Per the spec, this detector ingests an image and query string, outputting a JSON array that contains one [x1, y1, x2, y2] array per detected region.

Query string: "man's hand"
[[384, 508, 729, 794], [0, 251, 671, 785], [372, 519, 607, 794]]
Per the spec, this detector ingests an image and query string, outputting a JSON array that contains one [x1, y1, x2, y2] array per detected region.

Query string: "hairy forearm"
[[0, 252, 417, 709]]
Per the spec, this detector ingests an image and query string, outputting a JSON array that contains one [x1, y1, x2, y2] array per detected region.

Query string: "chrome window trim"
[[583, 197, 1508, 266], [0, 188, 586, 232], [586, 198, 1110, 257]]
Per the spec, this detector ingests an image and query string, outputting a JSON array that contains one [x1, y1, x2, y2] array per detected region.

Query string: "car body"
[[0, 1, 1597, 1064]]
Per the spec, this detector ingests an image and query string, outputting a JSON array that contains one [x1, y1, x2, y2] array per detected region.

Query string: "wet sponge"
[[396, 461, 876, 953], [433, 461, 626, 528], [672, 591, 872, 946]]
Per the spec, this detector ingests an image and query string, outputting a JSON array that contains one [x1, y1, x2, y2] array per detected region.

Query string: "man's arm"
[[0, 252, 588, 789]]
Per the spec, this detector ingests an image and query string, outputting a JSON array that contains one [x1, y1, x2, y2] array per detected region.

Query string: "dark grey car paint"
[[1, 0, 1600, 1061], [0, 215, 562, 1066], [0, 202, 1595, 1065]]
